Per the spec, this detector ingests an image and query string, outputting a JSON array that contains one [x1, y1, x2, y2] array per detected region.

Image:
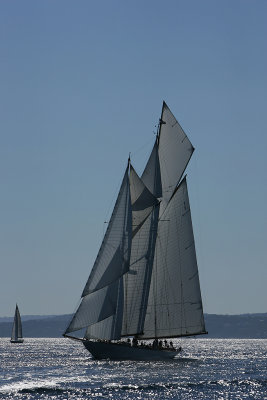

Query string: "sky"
[[0, 0, 266, 317]]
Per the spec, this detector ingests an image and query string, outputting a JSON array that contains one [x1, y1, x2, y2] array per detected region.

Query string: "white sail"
[[65, 165, 132, 337], [158, 102, 194, 209], [85, 315, 118, 340], [84, 277, 124, 340], [121, 165, 159, 336], [141, 140, 162, 198], [122, 208, 159, 336], [139, 177, 206, 339], [130, 165, 158, 236], [65, 279, 122, 334], [11, 305, 23, 341], [82, 166, 132, 296]]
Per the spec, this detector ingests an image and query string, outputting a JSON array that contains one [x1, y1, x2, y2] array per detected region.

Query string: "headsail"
[[82, 165, 132, 296], [65, 163, 132, 337], [81, 164, 159, 340]]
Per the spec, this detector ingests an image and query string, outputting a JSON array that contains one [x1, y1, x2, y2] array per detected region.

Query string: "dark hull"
[[10, 339, 24, 343], [83, 340, 179, 361]]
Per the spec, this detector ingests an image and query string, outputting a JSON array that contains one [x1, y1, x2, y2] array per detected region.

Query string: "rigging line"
[[131, 136, 155, 158], [63, 294, 84, 335], [102, 163, 129, 239], [130, 136, 156, 174]]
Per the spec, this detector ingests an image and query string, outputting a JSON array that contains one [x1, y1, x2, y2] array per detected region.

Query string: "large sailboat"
[[64, 102, 207, 360], [10, 304, 24, 343]]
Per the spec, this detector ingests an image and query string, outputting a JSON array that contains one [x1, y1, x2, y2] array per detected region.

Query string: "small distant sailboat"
[[64, 102, 207, 360], [10, 304, 24, 343]]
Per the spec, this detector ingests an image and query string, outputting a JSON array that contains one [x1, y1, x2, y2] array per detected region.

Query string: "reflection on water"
[[0, 338, 266, 399]]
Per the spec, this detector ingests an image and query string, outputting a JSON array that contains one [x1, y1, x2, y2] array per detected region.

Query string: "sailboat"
[[64, 101, 207, 360], [10, 304, 24, 343]]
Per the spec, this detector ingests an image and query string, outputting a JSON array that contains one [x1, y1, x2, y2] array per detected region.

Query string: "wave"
[[1, 378, 266, 400], [103, 378, 267, 392]]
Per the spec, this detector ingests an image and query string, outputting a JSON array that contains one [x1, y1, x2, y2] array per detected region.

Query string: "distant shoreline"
[[1, 313, 267, 339]]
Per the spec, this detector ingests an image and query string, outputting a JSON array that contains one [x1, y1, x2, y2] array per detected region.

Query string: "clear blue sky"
[[1, 0, 266, 317]]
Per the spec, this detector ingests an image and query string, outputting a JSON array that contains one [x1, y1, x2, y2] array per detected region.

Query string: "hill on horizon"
[[0, 313, 267, 339]]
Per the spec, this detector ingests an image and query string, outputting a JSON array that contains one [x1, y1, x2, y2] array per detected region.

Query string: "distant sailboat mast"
[[11, 304, 24, 343]]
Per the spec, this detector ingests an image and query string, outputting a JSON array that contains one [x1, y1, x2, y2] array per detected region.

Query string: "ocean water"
[[0, 338, 266, 399]]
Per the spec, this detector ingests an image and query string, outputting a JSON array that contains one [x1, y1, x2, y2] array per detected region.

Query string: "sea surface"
[[0, 338, 266, 399]]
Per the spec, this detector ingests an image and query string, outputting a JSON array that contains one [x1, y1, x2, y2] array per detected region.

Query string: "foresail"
[[139, 177, 206, 339], [122, 165, 159, 336], [65, 278, 123, 334], [85, 316, 116, 340], [158, 102, 194, 209], [84, 277, 124, 340], [85, 310, 122, 341], [82, 166, 132, 296]]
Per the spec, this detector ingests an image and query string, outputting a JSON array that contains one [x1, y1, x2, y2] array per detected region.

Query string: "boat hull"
[[83, 340, 179, 361], [10, 339, 24, 343]]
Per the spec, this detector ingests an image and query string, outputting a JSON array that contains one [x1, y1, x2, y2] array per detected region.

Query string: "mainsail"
[[139, 177, 206, 338], [11, 304, 23, 342], [64, 101, 206, 341]]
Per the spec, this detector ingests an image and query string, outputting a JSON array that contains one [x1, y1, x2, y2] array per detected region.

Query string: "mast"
[[111, 158, 131, 339]]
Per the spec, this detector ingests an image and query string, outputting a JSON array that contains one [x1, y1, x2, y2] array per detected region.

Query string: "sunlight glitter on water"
[[0, 338, 267, 399]]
